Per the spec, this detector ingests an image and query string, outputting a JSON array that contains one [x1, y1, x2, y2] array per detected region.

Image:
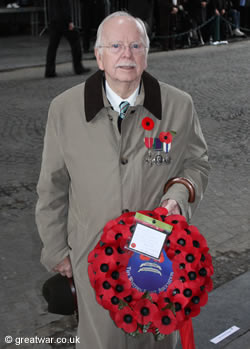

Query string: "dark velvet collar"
[[84, 70, 162, 122]]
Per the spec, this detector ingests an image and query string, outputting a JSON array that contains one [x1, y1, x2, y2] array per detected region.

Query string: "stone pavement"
[[0, 35, 249, 348]]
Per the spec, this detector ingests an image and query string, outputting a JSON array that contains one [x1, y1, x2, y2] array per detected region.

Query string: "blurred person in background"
[[228, 0, 245, 36], [209, 0, 228, 40], [45, 0, 90, 78]]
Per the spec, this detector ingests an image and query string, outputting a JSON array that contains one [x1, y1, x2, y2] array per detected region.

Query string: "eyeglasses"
[[98, 42, 147, 55]]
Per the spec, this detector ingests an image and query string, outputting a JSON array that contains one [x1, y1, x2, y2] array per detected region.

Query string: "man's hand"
[[53, 256, 73, 278], [161, 199, 181, 216]]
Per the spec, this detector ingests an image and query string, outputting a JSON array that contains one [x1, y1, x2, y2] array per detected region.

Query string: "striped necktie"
[[118, 101, 130, 133]]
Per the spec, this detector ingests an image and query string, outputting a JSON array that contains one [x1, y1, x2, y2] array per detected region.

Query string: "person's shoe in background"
[[233, 28, 245, 37]]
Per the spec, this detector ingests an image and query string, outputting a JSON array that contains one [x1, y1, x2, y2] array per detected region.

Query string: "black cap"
[[42, 274, 77, 315]]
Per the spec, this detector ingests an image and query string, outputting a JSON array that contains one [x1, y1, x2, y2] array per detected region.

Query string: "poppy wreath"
[[88, 207, 213, 342]]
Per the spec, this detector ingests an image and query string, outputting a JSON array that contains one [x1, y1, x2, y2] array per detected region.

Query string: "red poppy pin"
[[159, 132, 173, 144], [142, 117, 154, 131]]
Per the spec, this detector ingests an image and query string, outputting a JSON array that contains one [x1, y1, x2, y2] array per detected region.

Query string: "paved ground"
[[0, 35, 249, 348]]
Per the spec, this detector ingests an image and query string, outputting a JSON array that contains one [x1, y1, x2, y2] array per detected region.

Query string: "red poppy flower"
[[142, 117, 155, 131], [196, 262, 213, 279], [91, 253, 117, 277], [174, 292, 189, 307], [196, 290, 208, 307], [103, 219, 118, 234], [184, 226, 209, 252], [187, 227, 209, 251], [172, 266, 188, 284], [167, 229, 193, 254], [167, 280, 184, 301], [95, 278, 115, 297], [101, 290, 121, 312], [156, 290, 171, 310], [102, 224, 131, 244], [181, 280, 201, 303], [159, 132, 173, 144], [166, 248, 176, 260], [113, 306, 138, 333], [165, 214, 189, 231], [106, 268, 127, 287], [173, 249, 201, 270], [111, 272, 131, 297], [154, 206, 169, 218], [174, 264, 204, 288], [122, 288, 144, 307], [120, 211, 136, 220], [198, 253, 214, 277], [184, 303, 201, 319], [172, 294, 189, 323], [153, 309, 177, 335], [134, 299, 158, 325]]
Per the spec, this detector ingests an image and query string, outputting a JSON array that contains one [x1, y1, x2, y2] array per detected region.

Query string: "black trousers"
[[45, 23, 83, 75]]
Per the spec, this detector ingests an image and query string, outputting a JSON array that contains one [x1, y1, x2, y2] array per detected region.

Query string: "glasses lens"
[[130, 43, 145, 55], [110, 43, 122, 53]]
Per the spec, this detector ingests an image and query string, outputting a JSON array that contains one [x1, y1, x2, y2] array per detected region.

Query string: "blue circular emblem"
[[126, 250, 174, 293]]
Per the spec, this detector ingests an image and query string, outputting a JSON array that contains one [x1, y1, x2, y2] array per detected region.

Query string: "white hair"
[[95, 11, 150, 55]]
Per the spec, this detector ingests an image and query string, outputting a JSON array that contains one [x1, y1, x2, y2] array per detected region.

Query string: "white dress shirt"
[[105, 80, 140, 112]]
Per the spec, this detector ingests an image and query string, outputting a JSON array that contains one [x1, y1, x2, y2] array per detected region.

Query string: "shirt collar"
[[105, 80, 140, 112]]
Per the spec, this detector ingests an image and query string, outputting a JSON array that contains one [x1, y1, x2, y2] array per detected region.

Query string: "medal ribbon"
[[144, 137, 153, 149]]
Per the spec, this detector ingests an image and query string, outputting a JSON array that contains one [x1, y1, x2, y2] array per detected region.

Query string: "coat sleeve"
[[35, 100, 70, 271], [160, 99, 210, 221]]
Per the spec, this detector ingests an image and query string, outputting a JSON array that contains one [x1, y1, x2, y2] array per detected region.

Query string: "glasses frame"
[[98, 41, 148, 55]]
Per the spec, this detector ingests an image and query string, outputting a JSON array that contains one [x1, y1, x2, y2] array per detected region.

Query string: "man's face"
[[95, 17, 148, 89]]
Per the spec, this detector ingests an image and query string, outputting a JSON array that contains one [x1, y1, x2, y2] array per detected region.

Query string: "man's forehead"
[[102, 16, 143, 39]]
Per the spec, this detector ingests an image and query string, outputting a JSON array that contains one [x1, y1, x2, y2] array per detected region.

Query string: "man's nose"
[[122, 45, 133, 57]]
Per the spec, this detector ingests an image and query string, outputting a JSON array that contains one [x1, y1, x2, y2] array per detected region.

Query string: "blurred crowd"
[[78, 0, 250, 51], [151, 0, 249, 50], [0, 0, 249, 51]]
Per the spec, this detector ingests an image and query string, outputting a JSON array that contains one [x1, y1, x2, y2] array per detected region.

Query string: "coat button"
[[121, 157, 128, 165], [122, 209, 129, 213]]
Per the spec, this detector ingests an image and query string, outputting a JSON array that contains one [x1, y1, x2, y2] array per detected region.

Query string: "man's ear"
[[95, 48, 104, 71]]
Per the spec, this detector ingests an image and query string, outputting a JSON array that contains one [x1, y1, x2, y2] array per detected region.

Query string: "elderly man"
[[36, 11, 210, 349]]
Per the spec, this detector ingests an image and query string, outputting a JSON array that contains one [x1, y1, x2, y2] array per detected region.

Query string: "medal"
[[162, 140, 172, 164], [142, 117, 175, 166], [153, 152, 164, 166], [144, 137, 154, 165]]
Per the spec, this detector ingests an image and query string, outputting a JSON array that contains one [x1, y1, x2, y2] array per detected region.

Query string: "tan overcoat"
[[36, 70, 210, 349]]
